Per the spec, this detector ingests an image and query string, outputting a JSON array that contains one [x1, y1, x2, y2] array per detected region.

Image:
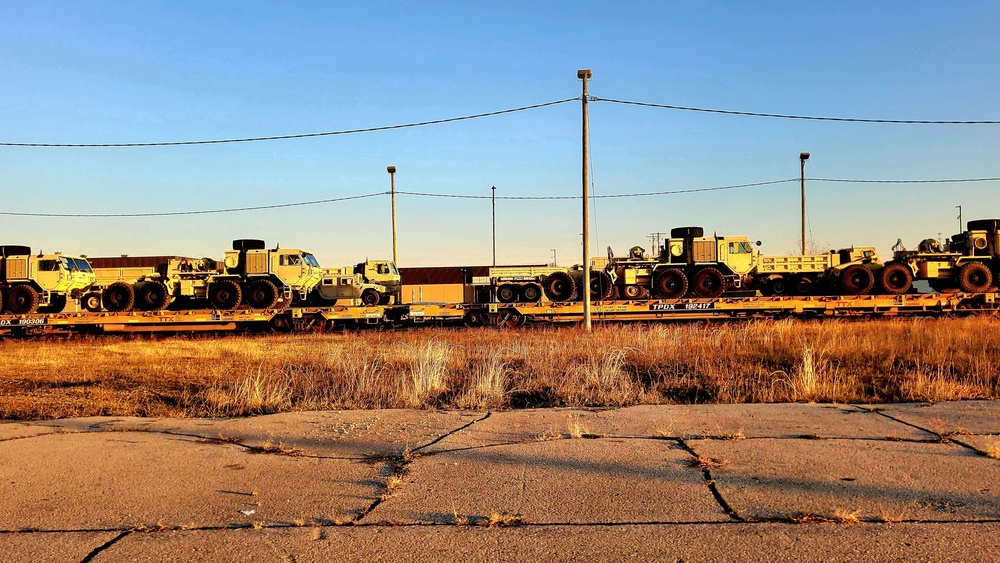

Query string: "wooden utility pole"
[[799, 153, 809, 255], [579, 69, 592, 331], [388, 166, 398, 265]]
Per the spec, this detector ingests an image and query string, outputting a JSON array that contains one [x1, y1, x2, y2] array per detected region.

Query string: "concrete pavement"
[[3, 402, 1000, 561]]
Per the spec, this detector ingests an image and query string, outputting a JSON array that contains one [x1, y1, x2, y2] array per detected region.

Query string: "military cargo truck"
[[890, 219, 1000, 294], [0, 246, 97, 314]]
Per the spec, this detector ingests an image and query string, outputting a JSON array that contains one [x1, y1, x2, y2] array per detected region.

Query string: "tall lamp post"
[[956, 205, 963, 233], [799, 152, 810, 255], [579, 69, 592, 332], [492, 185, 497, 267], [388, 166, 398, 265]]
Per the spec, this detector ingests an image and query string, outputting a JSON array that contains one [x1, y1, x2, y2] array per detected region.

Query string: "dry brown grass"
[[3, 317, 1000, 419]]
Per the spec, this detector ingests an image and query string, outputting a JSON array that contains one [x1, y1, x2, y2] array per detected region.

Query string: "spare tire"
[[0, 245, 31, 258], [232, 239, 267, 251], [670, 227, 704, 238]]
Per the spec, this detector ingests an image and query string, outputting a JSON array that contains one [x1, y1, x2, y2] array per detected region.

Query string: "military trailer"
[[890, 219, 1000, 294], [0, 246, 97, 314]]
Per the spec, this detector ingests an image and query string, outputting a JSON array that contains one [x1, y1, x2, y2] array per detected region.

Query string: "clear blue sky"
[[3, 1, 1000, 266]]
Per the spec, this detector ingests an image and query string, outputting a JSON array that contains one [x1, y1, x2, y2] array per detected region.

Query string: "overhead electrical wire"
[[0, 98, 578, 147], [7, 176, 1000, 218]]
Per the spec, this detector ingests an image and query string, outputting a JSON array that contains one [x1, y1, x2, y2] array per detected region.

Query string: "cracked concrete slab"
[[0, 431, 382, 531], [34, 410, 480, 458], [93, 522, 1000, 562], [0, 421, 63, 442], [422, 404, 931, 454], [373, 438, 729, 525], [2, 531, 122, 562], [876, 401, 1000, 436], [693, 438, 1000, 521]]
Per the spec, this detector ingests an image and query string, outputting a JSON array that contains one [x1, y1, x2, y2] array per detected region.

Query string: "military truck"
[[309, 259, 401, 306], [86, 240, 322, 312], [0, 246, 97, 314], [608, 227, 884, 299], [890, 219, 1000, 294]]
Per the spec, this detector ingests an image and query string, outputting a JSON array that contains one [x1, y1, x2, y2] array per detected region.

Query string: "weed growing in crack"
[[484, 512, 524, 528], [686, 456, 727, 470], [832, 509, 861, 524]]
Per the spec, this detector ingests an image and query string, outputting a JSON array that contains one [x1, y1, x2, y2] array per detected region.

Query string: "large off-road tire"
[[878, 262, 914, 295], [82, 292, 103, 312], [670, 226, 704, 238], [653, 269, 688, 299], [245, 279, 280, 309], [136, 280, 170, 311], [496, 284, 518, 303], [589, 271, 614, 301], [542, 272, 576, 302], [102, 282, 135, 312], [692, 267, 726, 298], [37, 294, 67, 314], [209, 279, 242, 310], [360, 288, 382, 306], [520, 283, 542, 302], [7, 285, 40, 314], [957, 262, 992, 293], [840, 265, 875, 295]]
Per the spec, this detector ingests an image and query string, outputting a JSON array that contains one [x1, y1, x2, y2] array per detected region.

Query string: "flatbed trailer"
[[0, 293, 997, 337]]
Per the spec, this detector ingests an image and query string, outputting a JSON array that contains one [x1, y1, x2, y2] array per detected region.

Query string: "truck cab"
[[0, 246, 97, 314]]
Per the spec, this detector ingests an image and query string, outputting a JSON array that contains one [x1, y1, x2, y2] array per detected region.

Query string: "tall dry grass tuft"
[[456, 347, 510, 409], [402, 338, 452, 407]]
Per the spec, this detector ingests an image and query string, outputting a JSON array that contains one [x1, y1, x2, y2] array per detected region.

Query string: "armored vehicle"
[[890, 219, 1000, 294], [0, 246, 97, 314]]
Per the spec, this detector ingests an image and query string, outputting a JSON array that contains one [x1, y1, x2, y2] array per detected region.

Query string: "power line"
[[591, 97, 1000, 124], [0, 192, 387, 218], [5, 175, 1000, 218], [0, 98, 578, 147]]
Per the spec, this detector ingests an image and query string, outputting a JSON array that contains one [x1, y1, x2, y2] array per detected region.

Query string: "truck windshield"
[[303, 253, 320, 268], [73, 259, 94, 273]]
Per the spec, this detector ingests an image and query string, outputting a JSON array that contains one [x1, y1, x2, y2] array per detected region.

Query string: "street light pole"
[[492, 185, 497, 267], [388, 166, 398, 265], [799, 152, 810, 255], [551, 248, 557, 266], [579, 69, 592, 332], [957, 205, 963, 233]]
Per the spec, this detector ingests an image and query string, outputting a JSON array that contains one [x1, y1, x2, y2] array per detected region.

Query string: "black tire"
[[653, 269, 688, 299], [246, 279, 280, 309], [232, 239, 266, 251], [82, 293, 103, 312], [7, 285, 40, 314], [520, 283, 542, 302], [360, 288, 381, 306], [0, 287, 5, 314], [38, 294, 67, 314], [136, 280, 170, 311], [692, 267, 726, 298], [840, 265, 875, 295], [209, 279, 242, 310], [378, 293, 392, 305], [763, 275, 789, 296], [669, 226, 704, 238], [878, 262, 913, 295], [622, 284, 643, 299], [957, 262, 992, 293], [102, 282, 135, 312], [589, 271, 614, 300], [792, 275, 814, 296], [496, 284, 518, 303], [542, 272, 576, 302]]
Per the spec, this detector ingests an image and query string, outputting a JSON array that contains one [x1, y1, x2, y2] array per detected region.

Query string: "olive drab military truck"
[[0, 246, 98, 314], [85, 240, 322, 312], [607, 227, 886, 299], [889, 219, 1000, 294], [310, 259, 401, 306]]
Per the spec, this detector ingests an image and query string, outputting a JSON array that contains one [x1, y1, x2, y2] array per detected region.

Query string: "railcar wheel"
[[246, 279, 280, 309], [692, 267, 726, 298], [7, 285, 40, 314], [102, 282, 135, 312], [360, 288, 382, 306], [520, 283, 542, 302], [878, 262, 914, 295], [589, 271, 614, 301], [653, 269, 688, 299], [840, 265, 875, 295], [82, 293, 102, 312], [496, 284, 518, 303], [542, 272, 576, 302], [957, 262, 992, 293], [136, 280, 170, 311], [209, 280, 242, 310]]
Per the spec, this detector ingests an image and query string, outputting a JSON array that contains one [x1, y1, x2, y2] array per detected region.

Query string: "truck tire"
[[653, 268, 688, 299], [692, 267, 726, 298], [38, 294, 67, 314], [136, 280, 170, 311], [622, 284, 643, 299], [543, 272, 576, 302], [361, 288, 382, 306], [761, 275, 788, 296], [878, 262, 913, 295], [840, 265, 875, 295], [245, 279, 279, 309], [792, 275, 814, 296], [669, 227, 704, 238], [82, 292, 103, 312], [520, 283, 542, 302], [7, 285, 40, 314], [957, 262, 992, 293], [589, 271, 615, 300], [232, 239, 267, 251], [209, 280, 242, 310], [496, 284, 518, 303], [102, 282, 135, 312]]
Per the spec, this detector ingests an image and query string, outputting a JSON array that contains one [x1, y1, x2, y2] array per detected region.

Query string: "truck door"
[[725, 241, 755, 275], [34, 258, 62, 291], [276, 252, 306, 287]]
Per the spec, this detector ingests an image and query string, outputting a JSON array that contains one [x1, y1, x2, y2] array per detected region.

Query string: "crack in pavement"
[[79, 530, 130, 563], [856, 405, 999, 458], [675, 438, 745, 522]]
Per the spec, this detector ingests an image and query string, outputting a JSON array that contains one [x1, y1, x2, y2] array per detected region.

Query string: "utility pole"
[[647, 232, 668, 255], [551, 248, 557, 266], [799, 152, 810, 255], [492, 185, 497, 267], [578, 69, 592, 331], [387, 166, 398, 265], [956, 205, 963, 233]]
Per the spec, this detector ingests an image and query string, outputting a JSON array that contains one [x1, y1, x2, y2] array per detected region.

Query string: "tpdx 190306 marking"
[[650, 303, 714, 311]]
